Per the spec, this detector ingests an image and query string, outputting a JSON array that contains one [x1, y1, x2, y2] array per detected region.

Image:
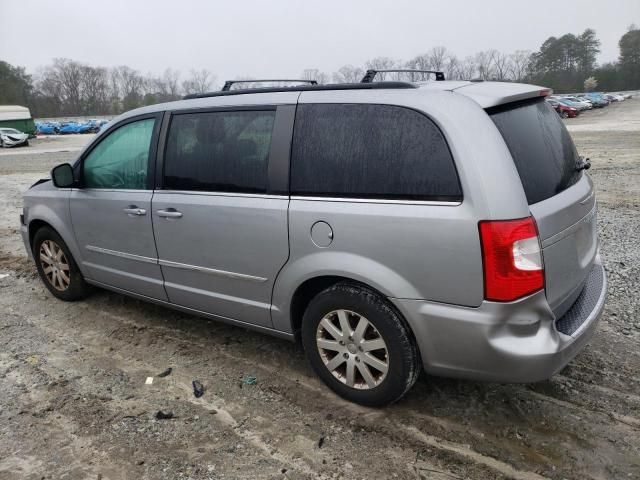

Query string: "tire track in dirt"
[[6, 280, 638, 480]]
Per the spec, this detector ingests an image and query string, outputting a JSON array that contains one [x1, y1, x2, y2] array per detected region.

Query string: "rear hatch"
[[488, 97, 597, 318]]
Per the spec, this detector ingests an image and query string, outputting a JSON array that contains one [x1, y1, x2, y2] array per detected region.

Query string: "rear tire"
[[301, 283, 421, 407], [33, 227, 90, 301]]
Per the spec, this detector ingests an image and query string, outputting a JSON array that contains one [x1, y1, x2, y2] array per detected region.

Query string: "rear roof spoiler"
[[451, 82, 553, 108]]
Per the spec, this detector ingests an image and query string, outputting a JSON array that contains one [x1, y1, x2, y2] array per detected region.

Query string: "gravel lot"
[[0, 100, 638, 480]]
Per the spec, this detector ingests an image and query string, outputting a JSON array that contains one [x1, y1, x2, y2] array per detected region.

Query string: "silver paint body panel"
[[21, 82, 606, 383]]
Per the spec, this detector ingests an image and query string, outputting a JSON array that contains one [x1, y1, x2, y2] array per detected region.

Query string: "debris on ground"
[[243, 375, 257, 386], [154, 410, 174, 420], [145, 376, 153, 385], [157, 367, 172, 378], [192, 380, 205, 398]]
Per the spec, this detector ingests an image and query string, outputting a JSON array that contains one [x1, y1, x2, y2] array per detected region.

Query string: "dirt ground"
[[0, 101, 638, 480]]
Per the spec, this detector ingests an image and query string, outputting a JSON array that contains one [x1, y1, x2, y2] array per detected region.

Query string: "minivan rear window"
[[488, 98, 582, 205], [291, 104, 461, 201]]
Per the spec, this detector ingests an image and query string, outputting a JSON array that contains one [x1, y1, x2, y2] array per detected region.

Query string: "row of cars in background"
[[547, 92, 632, 118], [0, 118, 110, 148], [35, 119, 109, 135]]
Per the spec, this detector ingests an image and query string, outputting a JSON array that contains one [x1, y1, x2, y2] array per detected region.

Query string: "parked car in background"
[[547, 98, 579, 118], [582, 94, 609, 107], [556, 97, 588, 111], [604, 93, 624, 102], [563, 96, 592, 109], [39, 119, 107, 135], [0, 127, 30, 147], [35, 121, 60, 135]]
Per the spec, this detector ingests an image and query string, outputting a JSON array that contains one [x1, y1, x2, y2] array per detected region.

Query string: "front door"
[[70, 114, 167, 300], [152, 107, 291, 327]]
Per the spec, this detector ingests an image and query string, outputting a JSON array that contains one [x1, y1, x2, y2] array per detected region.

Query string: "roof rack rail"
[[361, 69, 445, 83], [183, 81, 417, 100], [221, 79, 317, 91]]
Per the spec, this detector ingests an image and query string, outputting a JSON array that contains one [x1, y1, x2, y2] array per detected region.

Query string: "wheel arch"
[[285, 274, 420, 357], [27, 211, 85, 275]]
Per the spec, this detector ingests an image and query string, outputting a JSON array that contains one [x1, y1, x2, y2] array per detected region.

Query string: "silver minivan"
[[20, 72, 607, 406]]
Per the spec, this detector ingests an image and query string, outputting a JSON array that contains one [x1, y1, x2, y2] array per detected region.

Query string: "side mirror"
[[51, 163, 75, 188]]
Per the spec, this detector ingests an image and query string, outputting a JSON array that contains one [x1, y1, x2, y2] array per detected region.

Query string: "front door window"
[[83, 118, 155, 189]]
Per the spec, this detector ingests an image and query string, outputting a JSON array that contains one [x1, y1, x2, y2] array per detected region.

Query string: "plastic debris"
[[154, 410, 174, 420], [157, 367, 172, 378], [145, 377, 153, 385], [318, 436, 325, 448], [243, 375, 258, 386], [192, 380, 205, 398]]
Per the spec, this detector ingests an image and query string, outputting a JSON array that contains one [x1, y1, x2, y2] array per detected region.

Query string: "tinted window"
[[83, 118, 155, 189], [164, 110, 275, 193], [489, 98, 582, 205], [290, 104, 461, 201]]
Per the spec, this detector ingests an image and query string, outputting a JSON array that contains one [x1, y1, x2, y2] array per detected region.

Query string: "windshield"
[[0, 128, 21, 134]]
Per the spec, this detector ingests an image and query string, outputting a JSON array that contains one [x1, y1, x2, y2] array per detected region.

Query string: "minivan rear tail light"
[[478, 217, 544, 302]]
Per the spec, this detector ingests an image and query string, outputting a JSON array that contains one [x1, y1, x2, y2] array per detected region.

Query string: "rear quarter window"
[[290, 104, 461, 201], [488, 98, 582, 205]]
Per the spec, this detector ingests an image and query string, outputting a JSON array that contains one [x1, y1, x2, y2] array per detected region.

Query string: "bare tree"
[[182, 69, 215, 95], [80, 65, 110, 114], [489, 50, 511, 80], [149, 68, 182, 102], [444, 54, 461, 80], [508, 50, 533, 82], [365, 57, 398, 80], [332, 65, 364, 83], [301, 68, 329, 84], [452, 56, 477, 80], [428, 46, 449, 71], [474, 51, 496, 80], [116, 66, 146, 110], [163, 68, 181, 97]]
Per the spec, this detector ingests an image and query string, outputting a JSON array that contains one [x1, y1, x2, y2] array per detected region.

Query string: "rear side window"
[[290, 104, 461, 201], [164, 110, 275, 193], [489, 98, 582, 205]]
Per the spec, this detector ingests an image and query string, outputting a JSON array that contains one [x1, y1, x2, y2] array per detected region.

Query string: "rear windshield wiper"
[[576, 156, 591, 171]]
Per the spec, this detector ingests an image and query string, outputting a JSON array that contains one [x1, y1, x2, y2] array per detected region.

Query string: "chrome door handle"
[[157, 208, 183, 219], [123, 206, 147, 216]]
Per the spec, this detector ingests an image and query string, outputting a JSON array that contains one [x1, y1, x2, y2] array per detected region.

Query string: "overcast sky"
[[1, 0, 638, 85]]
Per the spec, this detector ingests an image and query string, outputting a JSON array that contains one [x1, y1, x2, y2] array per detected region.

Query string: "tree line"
[[1, 26, 638, 118]]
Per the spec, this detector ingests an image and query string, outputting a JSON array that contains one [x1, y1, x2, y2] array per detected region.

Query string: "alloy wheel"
[[39, 240, 71, 291], [316, 309, 389, 389]]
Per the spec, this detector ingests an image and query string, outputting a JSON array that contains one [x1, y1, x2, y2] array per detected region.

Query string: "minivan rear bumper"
[[391, 254, 606, 383]]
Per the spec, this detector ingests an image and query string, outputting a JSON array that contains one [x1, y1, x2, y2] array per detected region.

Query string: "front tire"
[[301, 283, 421, 407], [33, 227, 90, 301]]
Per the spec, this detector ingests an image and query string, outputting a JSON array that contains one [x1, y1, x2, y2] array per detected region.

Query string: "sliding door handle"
[[123, 206, 146, 216], [157, 208, 183, 219]]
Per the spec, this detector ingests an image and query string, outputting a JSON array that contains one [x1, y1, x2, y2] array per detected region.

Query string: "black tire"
[[561, 111, 569, 118], [301, 283, 421, 407], [33, 226, 90, 301]]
